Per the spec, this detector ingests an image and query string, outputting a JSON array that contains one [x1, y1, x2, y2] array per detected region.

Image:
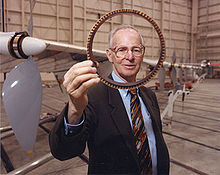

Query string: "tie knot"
[[129, 89, 137, 95]]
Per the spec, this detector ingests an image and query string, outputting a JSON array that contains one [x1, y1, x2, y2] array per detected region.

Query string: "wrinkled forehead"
[[112, 28, 142, 47]]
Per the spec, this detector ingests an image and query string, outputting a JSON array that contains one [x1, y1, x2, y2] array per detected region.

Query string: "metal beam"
[[1, 143, 14, 173], [7, 153, 53, 175]]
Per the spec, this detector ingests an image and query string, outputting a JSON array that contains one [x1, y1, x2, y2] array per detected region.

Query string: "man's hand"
[[63, 60, 100, 124]]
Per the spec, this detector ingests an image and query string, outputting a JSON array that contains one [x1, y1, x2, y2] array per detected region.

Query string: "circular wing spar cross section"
[[87, 9, 166, 89]]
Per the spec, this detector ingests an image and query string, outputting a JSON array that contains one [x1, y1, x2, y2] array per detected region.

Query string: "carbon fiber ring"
[[87, 9, 166, 89]]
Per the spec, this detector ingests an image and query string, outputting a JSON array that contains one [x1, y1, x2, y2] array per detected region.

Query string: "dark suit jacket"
[[49, 82, 170, 174]]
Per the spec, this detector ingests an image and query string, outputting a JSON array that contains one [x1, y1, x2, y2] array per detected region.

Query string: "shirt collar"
[[111, 71, 128, 97], [111, 71, 139, 97], [111, 71, 126, 84]]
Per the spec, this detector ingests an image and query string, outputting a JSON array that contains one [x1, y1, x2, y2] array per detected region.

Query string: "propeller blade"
[[2, 58, 42, 152], [172, 50, 176, 64], [180, 56, 183, 63], [178, 67, 183, 84], [158, 67, 165, 90], [171, 67, 177, 86]]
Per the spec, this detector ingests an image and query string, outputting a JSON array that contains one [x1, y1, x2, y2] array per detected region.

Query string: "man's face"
[[106, 28, 144, 82]]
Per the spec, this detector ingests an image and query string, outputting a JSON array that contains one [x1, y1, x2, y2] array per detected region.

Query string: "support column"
[[121, 0, 125, 24], [110, 0, 113, 31], [184, 0, 188, 61], [70, 0, 74, 44], [131, 0, 134, 25], [56, 0, 59, 42], [83, 0, 87, 46], [191, 0, 198, 63], [21, 0, 25, 31], [160, 0, 164, 33], [1, 0, 5, 31], [169, 0, 172, 61], [151, 0, 154, 59], [160, 0, 165, 60], [6, 0, 9, 31]]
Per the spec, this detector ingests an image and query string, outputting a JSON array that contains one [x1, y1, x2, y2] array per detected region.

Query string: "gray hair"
[[108, 24, 145, 48]]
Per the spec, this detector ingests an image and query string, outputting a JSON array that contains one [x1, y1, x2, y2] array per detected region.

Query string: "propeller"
[[2, 58, 42, 152], [1, 0, 41, 153]]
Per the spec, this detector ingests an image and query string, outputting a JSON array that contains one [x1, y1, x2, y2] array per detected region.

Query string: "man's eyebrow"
[[115, 45, 141, 48]]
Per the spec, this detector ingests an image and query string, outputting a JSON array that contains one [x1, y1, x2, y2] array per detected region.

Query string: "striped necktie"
[[129, 89, 152, 175]]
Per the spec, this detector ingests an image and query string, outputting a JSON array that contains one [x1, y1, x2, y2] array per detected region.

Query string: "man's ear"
[[106, 49, 113, 63]]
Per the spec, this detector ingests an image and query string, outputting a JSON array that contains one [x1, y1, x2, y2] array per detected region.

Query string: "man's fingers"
[[69, 77, 100, 99], [62, 60, 100, 100], [64, 63, 97, 87], [66, 73, 99, 95], [65, 60, 94, 78]]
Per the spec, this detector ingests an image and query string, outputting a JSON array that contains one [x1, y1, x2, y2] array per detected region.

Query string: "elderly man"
[[49, 25, 170, 175]]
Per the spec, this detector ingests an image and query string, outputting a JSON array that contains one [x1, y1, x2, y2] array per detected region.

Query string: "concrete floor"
[[1, 78, 220, 174], [162, 79, 220, 175]]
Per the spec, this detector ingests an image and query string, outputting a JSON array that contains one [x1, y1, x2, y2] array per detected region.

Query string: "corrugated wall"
[[197, 0, 220, 64], [0, 0, 193, 63], [73, 0, 192, 63], [1, 0, 219, 74], [1, 0, 73, 42]]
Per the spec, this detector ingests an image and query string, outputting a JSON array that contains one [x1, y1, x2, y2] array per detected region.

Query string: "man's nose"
[[125, 50, 134, 60]]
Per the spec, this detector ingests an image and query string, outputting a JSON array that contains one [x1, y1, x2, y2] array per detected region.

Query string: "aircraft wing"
[[0, 32, 108, 73], [143, 59, 202, 70]]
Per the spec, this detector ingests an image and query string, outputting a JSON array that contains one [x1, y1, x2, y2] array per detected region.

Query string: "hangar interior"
[[1, 0, 220, 76], [0, 0, 220, 175]]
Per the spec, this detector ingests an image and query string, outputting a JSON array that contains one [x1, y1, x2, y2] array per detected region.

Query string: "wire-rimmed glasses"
[[110, 45, 145, 58]]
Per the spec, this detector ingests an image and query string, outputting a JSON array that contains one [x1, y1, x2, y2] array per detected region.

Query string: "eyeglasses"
[[110, 45, 145, 58]]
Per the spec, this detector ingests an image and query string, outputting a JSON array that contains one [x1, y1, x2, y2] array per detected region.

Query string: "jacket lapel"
[[107, 86, 140, 167]]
